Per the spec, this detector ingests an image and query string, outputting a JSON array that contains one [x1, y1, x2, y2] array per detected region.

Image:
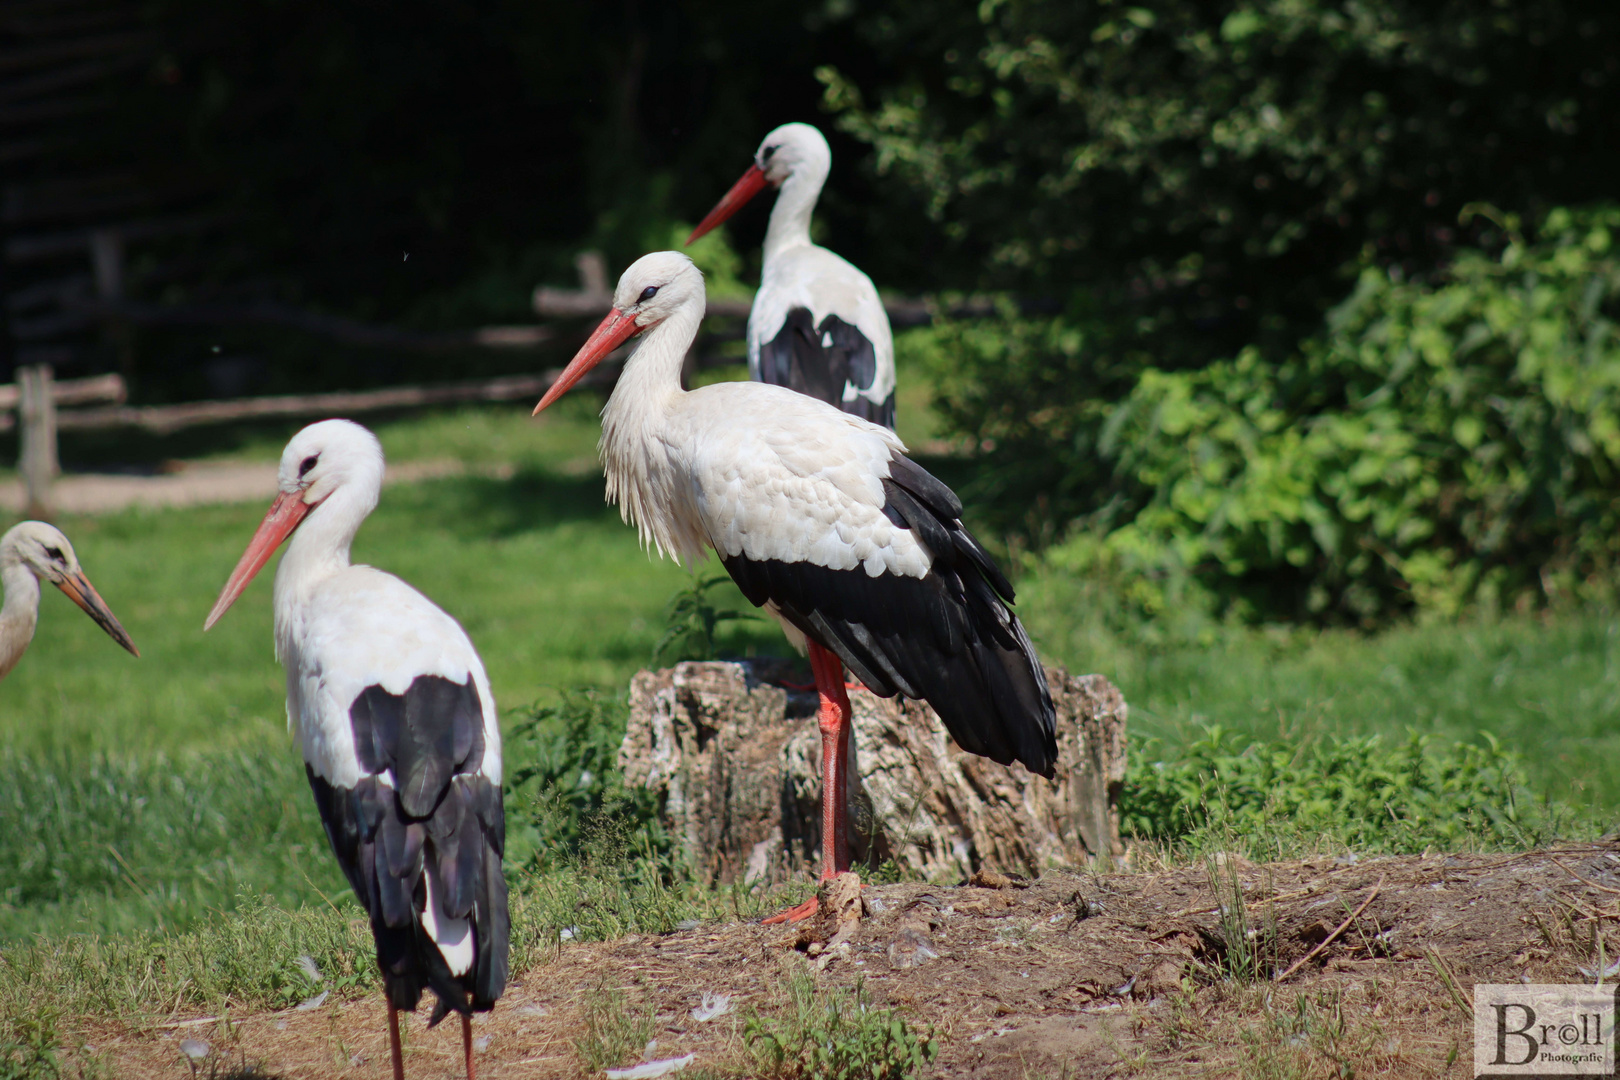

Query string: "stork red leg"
[[764, 640, 854, 924], [462, 1012, 476, 1080], [386, 993, 405, 1080]]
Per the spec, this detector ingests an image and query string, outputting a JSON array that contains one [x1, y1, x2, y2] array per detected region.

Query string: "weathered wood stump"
[[618, 660, 1127, 885]]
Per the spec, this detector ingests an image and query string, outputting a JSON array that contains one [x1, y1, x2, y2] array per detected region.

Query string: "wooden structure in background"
[[0, 366, 629, 519]]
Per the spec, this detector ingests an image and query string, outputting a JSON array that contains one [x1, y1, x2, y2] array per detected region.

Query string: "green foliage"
[[824, 0, 1620, 365], [0, 1014, 59, 1080], [746, 971, 937, 1080], [504, 689, 664, 868], [1122, 726, 1561, 857], [918, 206, 1620, 623], [1070, 205, 1620, 622], [652, 573, 760, 666]]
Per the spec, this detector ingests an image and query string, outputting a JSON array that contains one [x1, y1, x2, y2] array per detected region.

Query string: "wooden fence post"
[[18, 364, 59, 520]]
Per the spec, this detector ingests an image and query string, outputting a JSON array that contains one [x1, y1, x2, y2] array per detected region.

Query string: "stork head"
[[205, 420, 383, 630], [532, 251, 704, 415], [686, 122, 831, 245], [0, 520, 139, 656]]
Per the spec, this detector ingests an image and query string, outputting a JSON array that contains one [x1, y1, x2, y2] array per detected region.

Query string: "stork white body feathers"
[[276, 563, 501, 792], [599, 301, 925, 582], [263, 426, 501, 792], [749, 245, 894, 411]]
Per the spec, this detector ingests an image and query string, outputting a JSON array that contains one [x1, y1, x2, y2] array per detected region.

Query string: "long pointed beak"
[[54, 571, 139, 657], [531, 308, 643, 415], [204, 490, 314, 630], [686, 164, 769, 245]]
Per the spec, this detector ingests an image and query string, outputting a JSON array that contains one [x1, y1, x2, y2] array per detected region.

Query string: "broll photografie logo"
[[1475, 984, 1615, 1077]]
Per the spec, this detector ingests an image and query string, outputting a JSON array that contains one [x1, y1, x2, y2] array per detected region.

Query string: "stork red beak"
[[686, 164, 770, 245], [204, 490, 315, 630], [54, 571, 139, 657], [531, 307, 643, 415]]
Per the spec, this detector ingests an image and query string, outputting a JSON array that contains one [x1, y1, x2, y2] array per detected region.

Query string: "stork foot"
[[762, 895, 819, 925]]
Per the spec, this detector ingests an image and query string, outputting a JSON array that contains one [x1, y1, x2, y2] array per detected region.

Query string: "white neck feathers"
[[271, 477, 379, 658], [763, 161, 828, 262], [598, 300, 710, 566]]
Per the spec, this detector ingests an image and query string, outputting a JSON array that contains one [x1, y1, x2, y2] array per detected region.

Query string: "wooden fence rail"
[[0, 365, 619, 519], [4, 249, 1002, 520]]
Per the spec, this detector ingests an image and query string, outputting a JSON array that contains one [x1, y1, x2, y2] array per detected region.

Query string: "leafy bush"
[[824, 1, 1620, 365], [746, 971, 937, 1080], [1122, 726, 1563, 856], [652, 573, 760, 667], [914, 205, 1620, 622], [503, 689, 666, 869], [1093, 205, 1620, 622]]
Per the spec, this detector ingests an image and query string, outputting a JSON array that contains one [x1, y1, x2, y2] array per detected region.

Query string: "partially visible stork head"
[[205, 419, 383, 630], [686, 123, 831, 245], [532, 252, 705, 415], [0, 520, 139, 656]]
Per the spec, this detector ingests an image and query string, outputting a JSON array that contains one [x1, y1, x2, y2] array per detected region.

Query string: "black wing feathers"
[[350, 679, 484, 817], [309, 674, 507, 1022], [721, 453, 1057, 778], [759, 307, 896, 429]]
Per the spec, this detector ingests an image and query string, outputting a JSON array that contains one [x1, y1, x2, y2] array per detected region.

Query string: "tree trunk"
[[619, 660, 1127, 886]]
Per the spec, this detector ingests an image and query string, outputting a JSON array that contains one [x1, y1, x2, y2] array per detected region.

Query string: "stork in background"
[[687, 122, 897, 429], [533, 252, 1055, 921], [204, 420, 507, 1080], [0, 520, 138, 679]]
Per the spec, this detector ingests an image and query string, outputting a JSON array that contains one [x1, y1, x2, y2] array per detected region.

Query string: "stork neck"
[[0, 564, 41, 679], [272, 479, 378, 617], [763, 163, 827, 262], [601, 302, 702, 445]]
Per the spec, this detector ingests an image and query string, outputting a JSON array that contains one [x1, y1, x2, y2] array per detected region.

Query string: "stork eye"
[[298, 454, 319, 478], [43, 546, 63, 563], [761, 144, 778, 161], [638, 286, 659, 303]]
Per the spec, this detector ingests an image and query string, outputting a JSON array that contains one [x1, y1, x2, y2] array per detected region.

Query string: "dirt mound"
[[78, 846, 1620, 1078]]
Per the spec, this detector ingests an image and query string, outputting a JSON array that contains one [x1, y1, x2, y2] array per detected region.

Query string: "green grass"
[[1021, 564, 1620, 823], [0, 395, 791, 938], [0, 366, 1617, 959]]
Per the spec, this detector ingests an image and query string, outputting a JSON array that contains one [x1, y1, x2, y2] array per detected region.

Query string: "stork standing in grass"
[[205, 420, 506, 1080], [533, 252, 1055, 921], [0, 520, 138, 678], [688, 122, 896, 428]]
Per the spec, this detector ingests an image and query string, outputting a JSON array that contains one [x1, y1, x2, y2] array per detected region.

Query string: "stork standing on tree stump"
[[532, 252, 1056, 922], [0, 521, 138, 678], [687, 123, 896, 429], [204, 420, 507, 1080]]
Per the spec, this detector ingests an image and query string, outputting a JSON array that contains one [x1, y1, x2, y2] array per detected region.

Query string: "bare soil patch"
[[74, 846, 1620, 1079]]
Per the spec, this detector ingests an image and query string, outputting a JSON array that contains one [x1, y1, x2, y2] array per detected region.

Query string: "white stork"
[[204, 420, 507, 1080], [687, 122, 897, 428], [533, 252, 1055, 921], [0, 520, 138, 678]]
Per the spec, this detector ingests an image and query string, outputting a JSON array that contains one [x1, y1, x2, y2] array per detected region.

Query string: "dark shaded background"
[[4, 0, 1618, 404]]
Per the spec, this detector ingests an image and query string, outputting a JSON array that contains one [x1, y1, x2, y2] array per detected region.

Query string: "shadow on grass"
[[386, 466, 615, 539]]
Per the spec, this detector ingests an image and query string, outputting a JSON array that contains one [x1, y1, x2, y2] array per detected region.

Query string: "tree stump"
[[619, 660, 1127, 885]]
